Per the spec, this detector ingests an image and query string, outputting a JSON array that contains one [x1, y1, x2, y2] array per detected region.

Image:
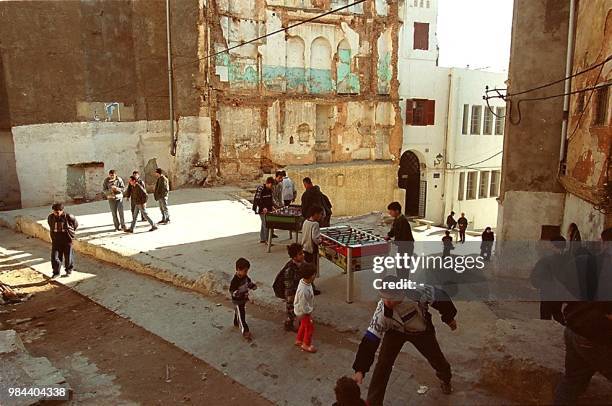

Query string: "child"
[[300, 205, 323, 295], [280, 243, 305, 332], [229, 258, 257, 340], [294, 263, 317, 353], [333, 376, 367, 406]]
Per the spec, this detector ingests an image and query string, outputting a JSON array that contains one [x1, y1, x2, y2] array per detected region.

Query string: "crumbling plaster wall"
[[207, 0, 402, 180]]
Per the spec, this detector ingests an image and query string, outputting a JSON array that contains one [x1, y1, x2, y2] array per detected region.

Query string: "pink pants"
[[296, 314, 314, 346]]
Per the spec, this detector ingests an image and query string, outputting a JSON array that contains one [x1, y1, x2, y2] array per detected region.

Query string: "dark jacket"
[[352, 286, 457, 375], [301, 185, 328, 218], [281, 260, 302, 298], [388, 214, 414, 242], [446, 215, 456, 229], [457, 217, 468, 229], [154, 175, 170, 201], [253, 184, 274, 214], [125, 178, 145, 200], [130, 182, 149, 205], [481, 231, 494, 249], [229, 274, 256, 305], [47, 212, 79, 244]]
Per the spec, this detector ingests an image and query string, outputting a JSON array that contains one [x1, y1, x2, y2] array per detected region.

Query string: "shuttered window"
[[406, 99, 435, 126], [414, 23, 429, 50]]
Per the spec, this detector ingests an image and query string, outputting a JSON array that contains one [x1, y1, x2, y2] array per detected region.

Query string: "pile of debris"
[[0, 283, 32, 305]]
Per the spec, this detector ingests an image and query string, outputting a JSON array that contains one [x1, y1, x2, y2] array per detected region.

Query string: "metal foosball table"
[[264, 205, 304, 253], [319, 225, 390, 303]]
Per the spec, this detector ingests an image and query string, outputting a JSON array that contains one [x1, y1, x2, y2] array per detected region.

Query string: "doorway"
[[398, 151, 424, 217]]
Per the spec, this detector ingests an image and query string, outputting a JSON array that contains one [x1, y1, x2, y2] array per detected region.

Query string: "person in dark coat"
[[154, 168, 170, 224], [253, 177, 275, 243], [47, 203, 79, 278], [386, 202, 414, 280], [125, 176, 158, 233], [446, 211, 457, 230], [301, 177, 332, 226], [125, 170, 146, 222], [442, 230, 454, 258], [480, 227, 494, 261], [457, 213, 468, 243]]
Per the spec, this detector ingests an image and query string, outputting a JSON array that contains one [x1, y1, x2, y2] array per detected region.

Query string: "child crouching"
[[294, 263, 317, 353]]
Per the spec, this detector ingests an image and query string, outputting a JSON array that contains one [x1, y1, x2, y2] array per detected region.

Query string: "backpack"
[[272, 269, 286, 299]]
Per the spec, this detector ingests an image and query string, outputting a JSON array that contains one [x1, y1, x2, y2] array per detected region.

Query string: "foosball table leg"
[[346, 247, 353, 304], [267, 228, 273, 253], [294, 230, 299, 244]]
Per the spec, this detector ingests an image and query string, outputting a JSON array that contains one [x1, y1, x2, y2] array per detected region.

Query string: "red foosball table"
[[319, 225, 390, 303]]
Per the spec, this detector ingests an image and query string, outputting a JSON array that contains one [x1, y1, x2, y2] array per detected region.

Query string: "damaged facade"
[[0, 0, 404, 209], [498, 0, 611, 241]]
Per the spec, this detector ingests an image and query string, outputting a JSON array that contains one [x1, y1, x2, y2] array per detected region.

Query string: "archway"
[[398, 151, 424, 217]]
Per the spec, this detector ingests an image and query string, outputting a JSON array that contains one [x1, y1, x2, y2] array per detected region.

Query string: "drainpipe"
[[441, 70, 453, 222], [559, 0, 577, 174], [166, 0, 177, 156]]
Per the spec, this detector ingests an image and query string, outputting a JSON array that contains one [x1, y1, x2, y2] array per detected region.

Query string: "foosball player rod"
[[346, 246, 353, 304]]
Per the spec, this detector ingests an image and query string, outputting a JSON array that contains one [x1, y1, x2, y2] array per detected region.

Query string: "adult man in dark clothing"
[[352, 276, 457, 405], [385, 202, 415, 277], [457, 213, 468, 243], [125, 176, 158, 233], [442, 230, 454, 258], [253, 177, 275, 243], [125, 170, 146, 222], [480, 227, 495, 261], [530, 236, 571, 325], [154, 168, 170, 224], [301, 177, 332, 226], [47, 203, 79, 278], [553, 228, 612, 405], [446, 211, 457, 230]]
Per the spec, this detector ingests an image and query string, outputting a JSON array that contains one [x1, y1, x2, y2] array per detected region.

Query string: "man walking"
[[457, 213, 468, 243], [125, 176, 158, 233], [154, 168, 170, 224], [352, 275, 457, 405], [103, 169, 126, 231], [253, 177, 275, 243], [125, 170, 146, 222], [47, 203, 79, 278]]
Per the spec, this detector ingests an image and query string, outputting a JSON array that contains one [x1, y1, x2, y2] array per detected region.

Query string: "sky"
[[436, 0, 514, 72]]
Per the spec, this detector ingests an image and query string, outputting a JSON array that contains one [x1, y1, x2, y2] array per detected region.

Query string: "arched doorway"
[[398, 151, 425, 217]]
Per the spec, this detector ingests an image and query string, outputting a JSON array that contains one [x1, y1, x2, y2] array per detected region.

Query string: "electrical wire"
[[452, 151, 503, 169]]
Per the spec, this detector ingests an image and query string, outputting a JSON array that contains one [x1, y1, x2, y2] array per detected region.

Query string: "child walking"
[[294, 263, 317, 353], [230, 258, 257, 341]]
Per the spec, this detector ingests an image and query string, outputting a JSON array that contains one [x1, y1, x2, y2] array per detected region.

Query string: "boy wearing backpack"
[[276, 243, 305, 332]]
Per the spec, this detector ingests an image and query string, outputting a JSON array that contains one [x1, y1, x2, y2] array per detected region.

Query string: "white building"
[[398, 0, 507, 230]]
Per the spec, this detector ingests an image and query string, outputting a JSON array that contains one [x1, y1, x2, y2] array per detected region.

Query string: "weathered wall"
[[560, 1, 611, 234], [285, 162, 403, 217], [0, 47, 21, 210], [498, 0, 570, 240], [208, 0, 402, 179]]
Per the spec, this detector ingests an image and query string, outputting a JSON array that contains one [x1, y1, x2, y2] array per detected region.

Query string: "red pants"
[[296, 314, 314, 346]]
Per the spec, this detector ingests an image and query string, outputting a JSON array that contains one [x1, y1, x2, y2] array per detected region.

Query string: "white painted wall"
[[399, 1, 507, 229], [12, 117, 210, 208], [561, 193, 607, 241]]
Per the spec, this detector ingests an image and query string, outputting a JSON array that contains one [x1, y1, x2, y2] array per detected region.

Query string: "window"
[[479, 171, 490, 199], [458, 172, 465, 201], [593, 86, 609, 126], [426, 0, 430, 8], [483, 108, 494, 135], [467, 172, 477, 200], [462, 104, 469, 135], [406, 99, 435, 126], [490, 170, 501, 197], [414, 23, 429, 50], [495, 107, 505, 135], [470, 105, 482, 135]]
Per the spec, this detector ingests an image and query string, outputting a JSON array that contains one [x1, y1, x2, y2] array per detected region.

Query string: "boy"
[[294, 263, 317, 353], [280, 243, 305, 332], [352, 275, 457, 405], [334, 376, 367, 406], [300, 205, 323, 295], [230, 258, 258, 340]]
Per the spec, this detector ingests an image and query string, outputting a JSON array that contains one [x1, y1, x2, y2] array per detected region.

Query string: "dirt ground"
[[0, 268, 272, 405]]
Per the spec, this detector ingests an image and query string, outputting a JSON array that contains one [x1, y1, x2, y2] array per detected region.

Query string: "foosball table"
[[264, 205, 303, 253], [319, 225, 390, 303]]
